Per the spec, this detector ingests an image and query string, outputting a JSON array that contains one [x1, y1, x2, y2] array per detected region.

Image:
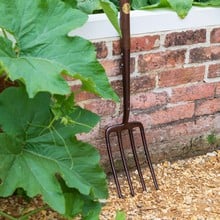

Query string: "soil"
[[0, 150, 220, 220]]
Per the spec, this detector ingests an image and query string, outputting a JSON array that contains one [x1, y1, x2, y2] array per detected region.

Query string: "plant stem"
[[1, 28, 8, 39], [0, 210, 17, 220], [0, 205, 49, 220], [19, 205, 49, 220]]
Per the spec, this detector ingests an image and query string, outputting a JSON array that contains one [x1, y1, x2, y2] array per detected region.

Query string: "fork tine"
[[128, 128, 147, 191], [117, 131, 135, 196], [139, 124, 159, 190], [105, 130, 123, 198]]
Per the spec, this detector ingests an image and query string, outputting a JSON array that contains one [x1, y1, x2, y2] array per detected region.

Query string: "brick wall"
[[73, 26, 220, 170]]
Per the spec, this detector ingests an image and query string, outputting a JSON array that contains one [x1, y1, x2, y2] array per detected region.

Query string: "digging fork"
[[105, 0, 159, 198]]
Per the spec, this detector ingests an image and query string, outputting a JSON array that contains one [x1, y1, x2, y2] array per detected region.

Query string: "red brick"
[[147, 114, 219, 145], [170, 83, 215, 103], [111, 74, 156, 96], [158, 66, 205, 88], [77, 123, 101, 144], [130, 35, 160, 52], [146, 121, 195, 144], [164, 29, 206, 47], [208, 63, 220, 78], [110, 79, 122, 97], [94, 41, 108, 59], [214, 113, 220, 132], [100, 59, 120, 77], [138, 49, 186, 72], [216, 82, 220, 97], [130, 74, 156, 93], [210, 28, 220, 43], [83, 99, 117, 116], [74, 90, 97, 102], [100, 58, 135, 77], [149, 103, 195, 126], [189, 46, 220, 63], [195, 98, 220, 116], [70, 84, 97, 102], [113, 35, 160, 55], [112, 40, 121, 55], [130, 91, 168, 110]]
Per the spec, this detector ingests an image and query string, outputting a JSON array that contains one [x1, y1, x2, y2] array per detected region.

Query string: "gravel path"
[[101, 150, 220, 219], [0, 150, 219, 219]]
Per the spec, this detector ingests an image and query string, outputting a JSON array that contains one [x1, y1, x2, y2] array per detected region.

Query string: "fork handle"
[[120, 0, 131, 124]]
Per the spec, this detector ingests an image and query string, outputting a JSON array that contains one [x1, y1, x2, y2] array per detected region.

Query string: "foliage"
[[0, 0, 118, 101], [0, 0, 119, 219], [193, 0, 220, 6], [100, 0, 122, 37], [62, 0, 220, 39], [69, 0, 220, 38], [66, 0, 220, 20], [207, 133, 218, 145], [115, 210, 126, 220], [131, 0, 220, 18]]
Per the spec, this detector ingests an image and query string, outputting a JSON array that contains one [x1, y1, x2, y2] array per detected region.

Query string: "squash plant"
[[67, 0, 220, 42], [0, 0, 118, 219], [130, 0, 220, 18]]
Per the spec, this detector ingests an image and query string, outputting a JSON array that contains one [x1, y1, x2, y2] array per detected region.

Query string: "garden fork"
[[105, 0, 159, 198]]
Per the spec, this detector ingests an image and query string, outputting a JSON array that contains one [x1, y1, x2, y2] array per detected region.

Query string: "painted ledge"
[[69, 7, 220, 40]]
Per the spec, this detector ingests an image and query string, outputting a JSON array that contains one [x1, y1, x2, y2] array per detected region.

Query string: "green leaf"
[[59, 175, 102, 219], [82, 198, 102, 220], [131, 0, 193, 18], [193, 0, 220, 6], [115, 210, 126, 220], [32, 36, 119, 101], [131, 0, 160, 9], [0, 87, 108, 215], [167, 0, 193, 18], [0, 0, 118, 102], [0, 0, 87, 49], [77, 0, 102, 14], [62, 0, 77, 8], [0, 86, 52, 136], [0, 0, 86, 97], [100, 0, 121, 36], [131, 0, 163, 10]]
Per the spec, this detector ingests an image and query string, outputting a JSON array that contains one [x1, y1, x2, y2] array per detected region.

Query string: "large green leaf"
[[0, 36, 70, 97], [0, 87, 108, 215], [0, 0, 118, 101], [28, 36, 119, 100], [131, 0, 193, 18]]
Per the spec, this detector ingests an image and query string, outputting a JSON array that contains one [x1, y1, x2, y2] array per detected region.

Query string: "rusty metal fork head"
[[105, 121, 159, 198]]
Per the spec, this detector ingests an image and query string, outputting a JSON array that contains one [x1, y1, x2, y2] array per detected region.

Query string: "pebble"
[[206, 151, 218, 157]]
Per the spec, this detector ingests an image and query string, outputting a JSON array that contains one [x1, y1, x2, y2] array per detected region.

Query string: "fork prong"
[[105, 130, 123, 198], [139, 124, 159, 190], [117, 131, 135, 196], [128, 129, 147, 192]]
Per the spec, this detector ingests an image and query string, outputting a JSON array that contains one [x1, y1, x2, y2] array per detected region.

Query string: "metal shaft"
[[120, 0, 131, 124]]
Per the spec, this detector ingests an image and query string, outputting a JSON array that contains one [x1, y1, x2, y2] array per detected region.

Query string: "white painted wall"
[[69, 7, 220, 40]]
